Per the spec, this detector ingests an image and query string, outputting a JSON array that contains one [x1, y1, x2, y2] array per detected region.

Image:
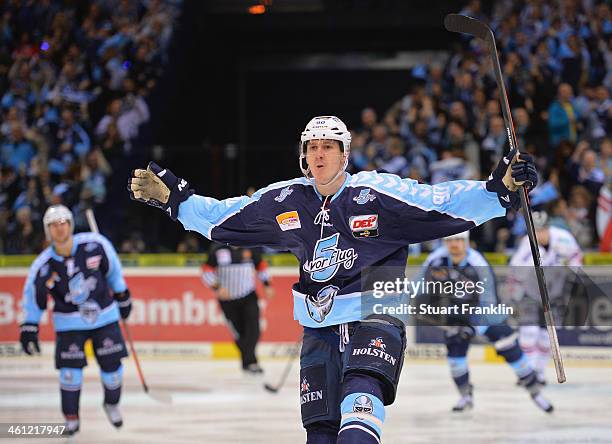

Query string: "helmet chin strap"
[[314, 155, 348, 188]]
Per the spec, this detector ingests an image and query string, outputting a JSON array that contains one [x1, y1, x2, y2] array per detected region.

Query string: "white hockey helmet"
[[443, 231, 470, 243], [299, 116, 351, 180], [43, 204, 74, 240], [532, 211, 549, 230]]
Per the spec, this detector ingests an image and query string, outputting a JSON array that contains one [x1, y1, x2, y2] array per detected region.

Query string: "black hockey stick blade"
[[263, 383, 280, 394], [444, 13, 492, 43]]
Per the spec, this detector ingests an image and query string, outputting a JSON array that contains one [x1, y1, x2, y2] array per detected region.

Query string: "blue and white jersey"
[[419, 245, 503, 326], [178, 170, 506, 328], [22, 232, 127, 332]]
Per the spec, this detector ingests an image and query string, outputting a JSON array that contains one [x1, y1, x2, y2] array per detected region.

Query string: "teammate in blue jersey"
[[418, 231, 553, 413], [19, 204, 132, 435], [128, 116, 538, 443]]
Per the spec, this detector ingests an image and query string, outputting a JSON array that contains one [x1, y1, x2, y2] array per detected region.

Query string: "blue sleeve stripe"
[[178, 177, 311, 239], [348, 171, 505, 225], [22, 249, 52, 324]]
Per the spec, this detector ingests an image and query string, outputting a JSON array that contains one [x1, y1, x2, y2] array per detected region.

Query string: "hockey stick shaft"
[[444, 14, 566, 383], [265, 340, 301, 393], [84, 208, 151, 393], [120, 315, 149, 392]]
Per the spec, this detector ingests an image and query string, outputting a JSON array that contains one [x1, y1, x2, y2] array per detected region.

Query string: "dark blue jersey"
[[22, 232, 127, 332], [419, 245, 503, 327], [177, 171, 506, 327]]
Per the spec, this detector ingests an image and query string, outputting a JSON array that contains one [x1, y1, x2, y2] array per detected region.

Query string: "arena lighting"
[[248, 4, 266, 14]]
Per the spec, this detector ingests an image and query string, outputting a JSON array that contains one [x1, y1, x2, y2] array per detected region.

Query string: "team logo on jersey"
[[66, 272, 98, 305], [276, 211, 301, 231], [301, 378, 310, 393], [86, 255, 102, 270], [303, 233, 358, 282], [369, 337, 386, 351], [305, 285, 338, 323], [79, 299, 101, 324], [353, 395, 373, 414], [353, 188, 376, 205], [274, 186, 293, 203], [349, 214, 379, 238]]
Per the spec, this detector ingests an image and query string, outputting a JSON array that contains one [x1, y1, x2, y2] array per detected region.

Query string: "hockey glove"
[[128, 162, 194, 221], [114, 289, 132, 320], [20, 323, 40, 355], [445, 325, 476, 344], [486, 148, 538, 210]]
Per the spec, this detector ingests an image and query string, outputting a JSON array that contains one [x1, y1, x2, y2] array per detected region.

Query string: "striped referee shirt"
[[201, 243, 270, 300]]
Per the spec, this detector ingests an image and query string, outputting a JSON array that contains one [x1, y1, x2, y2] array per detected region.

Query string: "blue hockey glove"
[[486, 148, 538, 210], [20, 323, 40, 355], [128, 162, 194, 221], [114, 289, 132, 320]]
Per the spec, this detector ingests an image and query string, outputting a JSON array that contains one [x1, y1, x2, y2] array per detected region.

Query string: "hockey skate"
[[62, 416, 80, 436], [530, 392, 554, 413], [103, 403, 123, 428], [452, 384, 473, 412], [244, 363, 264, 375], [519, 373, 554, 413]]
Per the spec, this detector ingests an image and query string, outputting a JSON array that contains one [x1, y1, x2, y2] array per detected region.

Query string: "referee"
[[201, 242, 275, 374]]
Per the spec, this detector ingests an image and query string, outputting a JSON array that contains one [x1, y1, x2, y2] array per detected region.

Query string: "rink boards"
[[1, 267, 611, 365]]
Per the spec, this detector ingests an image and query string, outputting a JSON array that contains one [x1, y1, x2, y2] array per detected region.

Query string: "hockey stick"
[[85, 208, 172, 403], [443, 14, 566, 383], [263, 340, 301, 394]]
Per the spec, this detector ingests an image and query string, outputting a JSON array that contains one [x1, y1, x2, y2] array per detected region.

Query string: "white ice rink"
[[1, 355, 611, 444]]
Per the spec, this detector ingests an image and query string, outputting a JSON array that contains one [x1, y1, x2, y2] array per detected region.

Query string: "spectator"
[[568, 140, 606, 197], [567, 185, 595, 248], [1, 122, 35, 172], [4, 205, 42, 254], [548, 83, 580, 147]]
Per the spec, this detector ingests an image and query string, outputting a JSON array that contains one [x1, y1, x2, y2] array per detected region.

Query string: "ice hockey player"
[[129, 115, 537, 443], [508, 211, 583, 384], [19, 204, 132, 435], [418, 231, 554, 413]]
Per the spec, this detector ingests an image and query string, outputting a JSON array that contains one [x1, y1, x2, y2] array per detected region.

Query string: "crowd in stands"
[[348, 0, 612, 253], [0, 0, 179, 254], [1, 0, 611, 255]]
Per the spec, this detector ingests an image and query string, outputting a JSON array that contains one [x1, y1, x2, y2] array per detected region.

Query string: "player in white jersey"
[[508, 211, 583, 384]]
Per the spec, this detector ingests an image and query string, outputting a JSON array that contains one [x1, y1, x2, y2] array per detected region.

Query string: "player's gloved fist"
[[510, 152, 538, 190], [114, 289, 132, 320], [486, 148, 538, 210], [127, 162, 194, 221], [19, 323, 40, 355]]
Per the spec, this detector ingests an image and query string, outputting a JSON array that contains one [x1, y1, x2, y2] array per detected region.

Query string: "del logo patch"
[[276, 211, 301, 231], [349, 214, 379, 238]]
